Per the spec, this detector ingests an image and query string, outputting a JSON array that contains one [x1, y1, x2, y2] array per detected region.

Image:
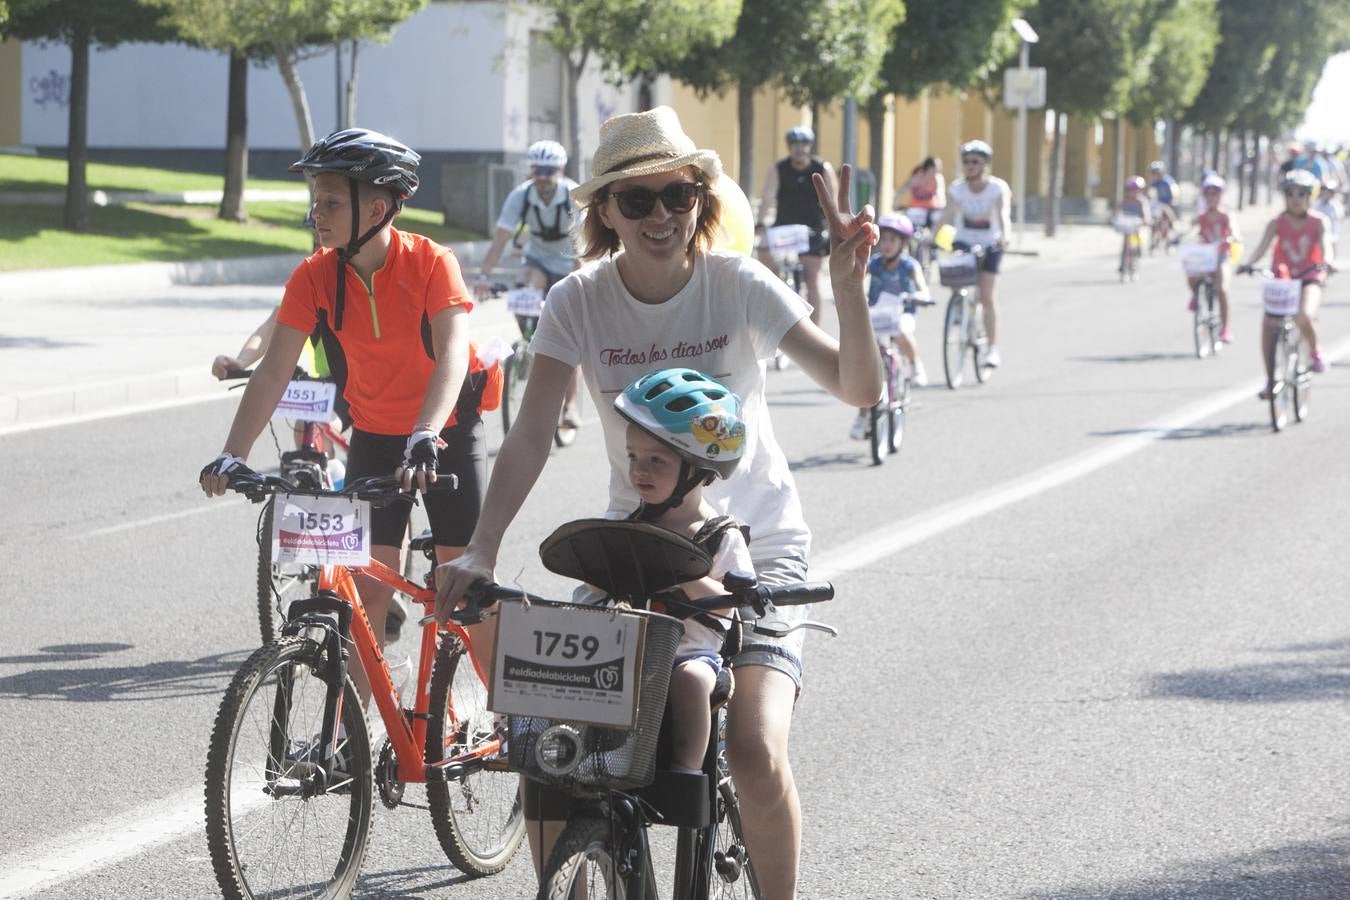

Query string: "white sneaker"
[[912, 361, 929, 387], [849, 414, 868, 440], [985, 346, 1002, 368]]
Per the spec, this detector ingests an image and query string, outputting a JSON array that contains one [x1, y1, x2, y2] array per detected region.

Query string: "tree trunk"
[[637, 74, 654, 112], [866, 97, 884, 207], [219, 51, 249, 223], [275, 47, 315, 155], [738, 82, 755, 195], [345, 40, 359, 129], [563, 50, 586, 181], [1247, 133, 1260, 208], [63, 26, 90, 232], [1165, 117, 1179, 175], [1114, 117, 1125, 207], [1210, 129, 1222, 174], [1045, 110, 1063, 238]]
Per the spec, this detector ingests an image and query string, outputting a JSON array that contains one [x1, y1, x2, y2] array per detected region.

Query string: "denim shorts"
[[676, 651, 723, 674], [730, 554, 809, 691]]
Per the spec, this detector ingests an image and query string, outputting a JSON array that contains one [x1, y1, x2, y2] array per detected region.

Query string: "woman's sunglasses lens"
[[615, 183, 700, 219]]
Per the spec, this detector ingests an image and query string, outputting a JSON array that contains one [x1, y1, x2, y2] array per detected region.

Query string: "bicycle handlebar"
[[225, 469, 457, 506], [221, 367, 334, 383], [1237, 263, 1334, 278]]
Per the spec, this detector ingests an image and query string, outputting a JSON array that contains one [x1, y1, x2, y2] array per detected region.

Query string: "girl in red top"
[[894, 157, 946, 230], [1180, 174, 1239, 342], [1240, 169, 1337, 392]]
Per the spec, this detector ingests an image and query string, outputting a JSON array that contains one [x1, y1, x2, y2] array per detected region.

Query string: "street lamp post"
[[1011, 17, 1039, 248]]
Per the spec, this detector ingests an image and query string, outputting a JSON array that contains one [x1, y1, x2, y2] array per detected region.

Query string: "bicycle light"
[[536, 724, 584, 777]]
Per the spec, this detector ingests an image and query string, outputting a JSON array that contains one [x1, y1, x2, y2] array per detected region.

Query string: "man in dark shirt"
[[755, 125, 838, 324]]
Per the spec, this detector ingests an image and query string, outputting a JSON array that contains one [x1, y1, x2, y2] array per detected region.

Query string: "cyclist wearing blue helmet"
[[755, 124, 839, 324], [616, 369, 752, 774]]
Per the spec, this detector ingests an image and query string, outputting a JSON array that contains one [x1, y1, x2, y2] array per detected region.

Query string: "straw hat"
[[572, 106, 723, 205]]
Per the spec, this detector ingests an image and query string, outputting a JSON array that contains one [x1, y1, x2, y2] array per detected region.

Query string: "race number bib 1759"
[[489, 599, 645, 729], [270, 495, 370, 568], [273, 380, 337, 422]]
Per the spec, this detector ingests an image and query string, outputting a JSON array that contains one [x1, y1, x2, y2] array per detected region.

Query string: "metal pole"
[[1015, 40, 1029, 247], [334, 44, 343, 131]]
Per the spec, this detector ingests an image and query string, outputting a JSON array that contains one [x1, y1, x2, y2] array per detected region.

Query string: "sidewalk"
[[1, 207, 1279, 434]]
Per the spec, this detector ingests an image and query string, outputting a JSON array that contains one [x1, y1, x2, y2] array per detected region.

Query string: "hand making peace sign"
[[812, 163, 879, 292]]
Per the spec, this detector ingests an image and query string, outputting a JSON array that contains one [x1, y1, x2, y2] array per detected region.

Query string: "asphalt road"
[[2, 226, 1348, 899]]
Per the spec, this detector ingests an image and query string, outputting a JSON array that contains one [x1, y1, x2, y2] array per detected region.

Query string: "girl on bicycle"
[[1239, 169, 1337, 394], [435, 105, 881, 898], [615, 369, 752, 774], [1178, 173, 1239, 343], [895, 156, 945, 231], [1116, 176, 1153, 276], [850, 213, 930, 439]]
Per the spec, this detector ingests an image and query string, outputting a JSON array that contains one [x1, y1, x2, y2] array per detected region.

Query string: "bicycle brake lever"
[[750, 619, 838, 639]]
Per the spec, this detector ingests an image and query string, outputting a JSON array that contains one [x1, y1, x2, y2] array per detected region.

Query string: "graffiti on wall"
[[29, 69, 70, 110]]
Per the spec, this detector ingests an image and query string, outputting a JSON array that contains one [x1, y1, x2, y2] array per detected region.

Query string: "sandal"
[[558, 414, 581, 431]]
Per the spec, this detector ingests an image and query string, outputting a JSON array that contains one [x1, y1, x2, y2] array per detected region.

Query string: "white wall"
[[19, 1, 515, 153]]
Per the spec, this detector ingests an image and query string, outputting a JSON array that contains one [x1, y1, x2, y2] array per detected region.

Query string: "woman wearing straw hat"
[[436, 105, 882, 898]]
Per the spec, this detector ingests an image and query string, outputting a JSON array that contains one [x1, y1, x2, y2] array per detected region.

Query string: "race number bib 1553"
[[273, 380, 337, 422], [270, 495, 370, 567], [489, 599, 645, 729]]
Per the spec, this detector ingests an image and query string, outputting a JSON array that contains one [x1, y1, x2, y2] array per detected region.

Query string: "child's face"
[[1202, 187, 1222, 206], [879, 230, 905, 258], [626, 424, 681, 504], [1283, 186, 1311, 213], [310, 173, 385, 250]]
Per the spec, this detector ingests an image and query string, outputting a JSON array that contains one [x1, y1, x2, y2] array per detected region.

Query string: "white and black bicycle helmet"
[[1281, 169, 1319, 192], [526, 140, 567, 168], [960, 140, 993, 160], [291, 128, 421, 331], [786, 126, 815, 145]]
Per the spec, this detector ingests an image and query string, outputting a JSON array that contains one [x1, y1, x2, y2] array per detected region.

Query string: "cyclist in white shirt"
[[939, 140, 1012, 368]]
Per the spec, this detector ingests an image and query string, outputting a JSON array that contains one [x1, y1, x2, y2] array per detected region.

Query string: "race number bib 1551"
[[489, 599, 645, 729], [273, 380, 337, 422], [270, 494, 370, 567]]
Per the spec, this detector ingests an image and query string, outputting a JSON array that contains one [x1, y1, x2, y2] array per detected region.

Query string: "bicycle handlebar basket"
[[506, 602, 684, 793], [937, 250, 980, 288]]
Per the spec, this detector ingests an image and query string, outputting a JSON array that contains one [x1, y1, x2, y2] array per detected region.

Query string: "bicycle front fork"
[[283, 591, 354, 790]]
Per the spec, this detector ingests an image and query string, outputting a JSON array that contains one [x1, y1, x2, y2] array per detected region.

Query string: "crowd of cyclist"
[[198, 109, 1338, 898]]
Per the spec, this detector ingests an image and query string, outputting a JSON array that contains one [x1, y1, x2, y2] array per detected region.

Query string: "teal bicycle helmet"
[[615, 369, 746, 519]]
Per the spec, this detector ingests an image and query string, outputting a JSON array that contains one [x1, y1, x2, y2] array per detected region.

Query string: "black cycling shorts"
[[980, 247, 1004, 274], [345, 419, 485, 548]]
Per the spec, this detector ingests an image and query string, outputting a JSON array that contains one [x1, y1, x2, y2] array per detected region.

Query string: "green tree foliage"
[[531, 0, 742, 176], [671, 0, 905, 186], [880, 0, 1024, 99], [6, 0, 176, 230], [1124, 0, 1219, 124], [1024, 0, 1142, 117]]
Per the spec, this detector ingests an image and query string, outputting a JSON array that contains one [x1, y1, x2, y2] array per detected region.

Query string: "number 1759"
[[533, 630, 599, 661]]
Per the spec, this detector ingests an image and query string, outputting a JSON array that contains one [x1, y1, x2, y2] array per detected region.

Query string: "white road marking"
[[0, 390, 234, 438], [2, 335, 1345, 897], [74, 497, 247, 539]]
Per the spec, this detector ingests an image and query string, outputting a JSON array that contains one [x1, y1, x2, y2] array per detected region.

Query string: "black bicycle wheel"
[[501, 343, 526, 435], [205, 637, 372, 900], [889, 364, 909, 456], [1291, 342, 1310, 424], [1191, 286, 1210, 359], [255, 498, 316, 645], [942, 294, 966, 390], [972, 303, 992, 385], [538, 815, 631, 900], [426, 635, 525, 876], [1206, 284, 1223, 355], [706, 780, 763, 900], [1269, 332, 1290, 432]]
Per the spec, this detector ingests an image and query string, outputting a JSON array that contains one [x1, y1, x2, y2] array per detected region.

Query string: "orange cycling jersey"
[[277, 228, 483, 435]]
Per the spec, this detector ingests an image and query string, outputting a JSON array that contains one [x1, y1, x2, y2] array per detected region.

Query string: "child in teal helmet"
[[615, 368, 752, 774]]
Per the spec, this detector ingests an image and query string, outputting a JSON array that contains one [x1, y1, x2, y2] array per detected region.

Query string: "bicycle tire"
[[205, 637, 372, 900], [426, 635, 525, 876], [972, 301, 991, 385], [1206, 284, 1223, 355], [501, 343, 525, 435], [868, 390, 885, 467], [538, 815, 631, 900], [889, 363, 908, 456], [1269, 331, 1290, 432], [255, 498, 316, 645], [1293, 344, 1310, 424], [1191, 285, 1210, 359], [942, 294, 966, 390]]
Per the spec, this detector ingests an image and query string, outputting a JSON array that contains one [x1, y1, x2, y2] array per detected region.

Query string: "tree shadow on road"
[[1089, 422, 1267, 440], [0, 334, 91, 350], [1146, 637, 1350, 704], [1070, 352, 1197, 364], [1022, 831, 1350, 899], [0, 642, 133, 665], [788, 451, 872, 471], [0, 645, 251, 702]]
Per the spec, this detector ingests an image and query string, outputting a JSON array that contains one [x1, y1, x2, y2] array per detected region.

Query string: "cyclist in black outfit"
[[755, 125, 838, 324]]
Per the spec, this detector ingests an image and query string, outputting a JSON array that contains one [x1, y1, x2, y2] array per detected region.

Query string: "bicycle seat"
[[539, 519, 712, 601]]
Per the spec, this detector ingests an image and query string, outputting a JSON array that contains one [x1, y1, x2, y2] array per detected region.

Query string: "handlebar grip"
[[759, 581, 834, 607]]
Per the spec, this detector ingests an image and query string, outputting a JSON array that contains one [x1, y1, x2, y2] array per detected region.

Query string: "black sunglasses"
[[1283, 188, 1311, 198], [962, 157, 985, 166], [532, 165, 559, 176], [610, 181, 703, 219]]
